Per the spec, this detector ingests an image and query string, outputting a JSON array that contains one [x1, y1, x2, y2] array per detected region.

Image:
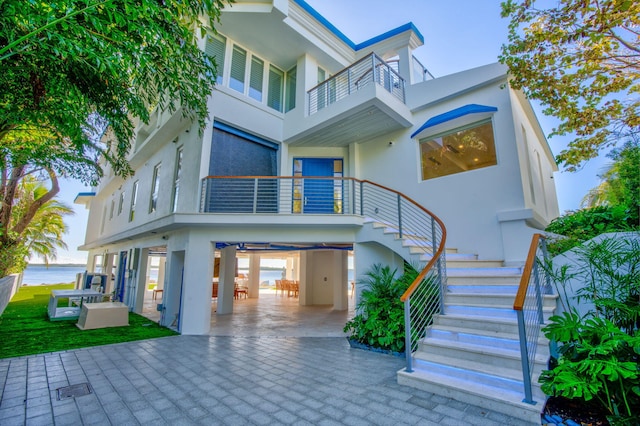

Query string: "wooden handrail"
[[513, 233, 544, 311]]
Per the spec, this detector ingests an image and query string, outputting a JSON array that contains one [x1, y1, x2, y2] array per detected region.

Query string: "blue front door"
[[302, 159, 335, 213]]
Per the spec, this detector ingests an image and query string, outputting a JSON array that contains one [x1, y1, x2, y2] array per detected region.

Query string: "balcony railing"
[[514, 233, 553, 404], [307, 53, 406, 115]]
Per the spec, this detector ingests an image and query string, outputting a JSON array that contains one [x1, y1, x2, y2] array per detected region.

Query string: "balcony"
[[284, 53, 413, 147]]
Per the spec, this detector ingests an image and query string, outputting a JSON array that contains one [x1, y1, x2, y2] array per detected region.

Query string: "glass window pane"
[[420, 120, 497, 180], [172, 147, 183, 213], [249, 56, 264, 102], [230, 45, 247, 93], [285, 66, 296, 112], [129, 181, 139, 222], [149, 163, 161, 213], [205, 34, 226, 84], [268, 65, 284, 112]]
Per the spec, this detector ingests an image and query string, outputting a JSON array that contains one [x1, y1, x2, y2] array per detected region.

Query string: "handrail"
[[513, 233, 550, 404]]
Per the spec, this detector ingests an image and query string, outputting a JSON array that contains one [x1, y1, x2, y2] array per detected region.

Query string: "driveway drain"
[[56, 383, 92, 400]]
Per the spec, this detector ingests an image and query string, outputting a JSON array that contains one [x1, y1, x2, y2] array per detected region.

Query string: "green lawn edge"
[[0, 284, 178, 359]]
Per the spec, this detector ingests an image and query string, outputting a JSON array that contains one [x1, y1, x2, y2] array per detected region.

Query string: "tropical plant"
[[343, 263, 439, 353], [0, 176, 72, 274], [500, 0, 640, 171], [540, 235, 640, 424], [541, 312, 640, 424]]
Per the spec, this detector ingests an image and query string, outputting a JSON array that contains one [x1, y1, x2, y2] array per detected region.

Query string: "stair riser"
[[445, 305, 555, 321], [398, 372, 544, 424], [425, 329, 551, 356], [433, 260, 505, 268], [447, 285, 520, 293], [445, 294, 557, 309], [447, 276, 521, 285], [416, 341, 547, 371], [417, 353, 548, 383], [433, 315, 520, 334]]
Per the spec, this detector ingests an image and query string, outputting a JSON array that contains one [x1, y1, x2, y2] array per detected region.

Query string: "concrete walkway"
[[0, 336, 529, 425]]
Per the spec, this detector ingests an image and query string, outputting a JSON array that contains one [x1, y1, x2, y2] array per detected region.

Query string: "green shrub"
[[545, 206, 636, 255], [540, 235, 640, 424], [344, 263, 429, 353]]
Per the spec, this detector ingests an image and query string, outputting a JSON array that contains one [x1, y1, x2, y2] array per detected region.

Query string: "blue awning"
[[411, 104, 498, 139]]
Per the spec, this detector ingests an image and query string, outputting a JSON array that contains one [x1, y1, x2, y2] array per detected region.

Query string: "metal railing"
[[513, 233, 552, 404], [307, 53, 406, 115], [412, 55, 434, 83]]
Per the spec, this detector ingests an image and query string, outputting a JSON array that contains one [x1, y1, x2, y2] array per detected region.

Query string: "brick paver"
[[0, 337, 528, 425]]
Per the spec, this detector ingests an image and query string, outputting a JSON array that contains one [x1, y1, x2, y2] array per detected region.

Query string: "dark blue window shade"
[[207, 125, 278, 213]]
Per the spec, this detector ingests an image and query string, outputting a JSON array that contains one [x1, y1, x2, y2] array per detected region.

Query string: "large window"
[[172, 147, 183, 213], [149, 163, 161, 213], [419, 120, 497, 180]]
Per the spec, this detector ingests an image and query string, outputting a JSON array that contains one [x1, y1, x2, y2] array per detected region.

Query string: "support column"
[[180, 234, 214, 334], [157, 257, 166, 291], [133, 248, 149, 313], [248, 253, 260, 298], [217, 245, 236, 314], [332, 250, 348, 311]]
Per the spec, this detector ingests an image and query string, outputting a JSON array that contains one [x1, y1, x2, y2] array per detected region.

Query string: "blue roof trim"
[[213, 121, 279, 150], [74, 192, 95, 203], [411, 104, 498, 138], [356, 23, 424, 50], [293, 0, 423, 51]]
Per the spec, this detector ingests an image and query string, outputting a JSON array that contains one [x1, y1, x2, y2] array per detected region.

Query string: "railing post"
[[397, 194, 403, 238], [431, 216, 445, 314], [252, 178, 259, 214], [359, 181, 364, 216], [404, 299, 413, 372], [517, 310, 535, 404]]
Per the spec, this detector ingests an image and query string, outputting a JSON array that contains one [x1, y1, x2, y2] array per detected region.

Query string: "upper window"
[[205, 34, 226, 84], [268, 65, 284, 112], [419, 120, 497, 180], [249, 56, 264, 102], [172, 147, 183, 213], [285, 65, 296, 112], [230, 45, 247, 93], [129, 181, 139, 222], [149, 163, 161, 213]]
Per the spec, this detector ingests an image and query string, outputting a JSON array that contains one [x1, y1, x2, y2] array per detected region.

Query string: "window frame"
[[129, 181, 139, 222], [149, 163, 161, 213]]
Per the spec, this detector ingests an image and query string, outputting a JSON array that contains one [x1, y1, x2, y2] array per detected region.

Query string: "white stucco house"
[[76, 0, 559, 420]]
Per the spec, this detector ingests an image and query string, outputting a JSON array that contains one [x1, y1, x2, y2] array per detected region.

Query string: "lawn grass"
[[0, 283, 177, 359]]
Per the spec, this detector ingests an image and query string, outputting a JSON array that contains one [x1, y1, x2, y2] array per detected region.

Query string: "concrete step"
[[447, 275, 522, 285], [445, 293, 557, 309], [398, 367, 544, 424], [426, 325, 550, 355], [447, 267, 522, 277], [444, 304, 555, 321], [432, 313, 521, 335], [415, 352, 546, 385], [416, 337, 549, 371]]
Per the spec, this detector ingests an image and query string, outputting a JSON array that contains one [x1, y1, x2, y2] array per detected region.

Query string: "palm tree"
[[11, 176, 73, 269]]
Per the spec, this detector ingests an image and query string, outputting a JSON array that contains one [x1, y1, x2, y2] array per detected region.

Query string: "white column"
[[248, 253, 260, 298], [133, 248, 149, 313], [217, 245, 236, 314], [332, 251, 348, 311], [180, 233, 214, 334], [157, 257, 166, 291]]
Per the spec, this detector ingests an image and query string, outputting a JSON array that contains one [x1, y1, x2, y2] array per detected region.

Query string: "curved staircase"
[[361, 220, 556, 425]]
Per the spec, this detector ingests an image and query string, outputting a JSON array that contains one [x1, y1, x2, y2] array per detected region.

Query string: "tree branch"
[[10, 168, 59, 237]]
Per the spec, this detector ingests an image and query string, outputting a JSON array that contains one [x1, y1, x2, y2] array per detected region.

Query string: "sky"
[[49, 0, 609, 264]]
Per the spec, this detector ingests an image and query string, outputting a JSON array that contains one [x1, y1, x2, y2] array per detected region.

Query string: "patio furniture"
[[47, 289, 104, 321], [76, 302, 129, 330]]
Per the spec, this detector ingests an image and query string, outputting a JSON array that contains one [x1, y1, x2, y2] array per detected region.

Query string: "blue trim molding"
[[293, 0, 423, 50], [213, 121, 279, 150], [411, 104, 498, 138]]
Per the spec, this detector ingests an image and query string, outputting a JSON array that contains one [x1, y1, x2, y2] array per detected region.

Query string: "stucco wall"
[[0, 274, 22, 316]]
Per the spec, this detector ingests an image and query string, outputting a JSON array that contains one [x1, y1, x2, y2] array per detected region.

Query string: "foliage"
[[582, 139, 640, 226], [0, 283, 177, 358], [541, 312, 640, 423], [500, 0, 640, 171], [0, 0, 230, 277], [540, 235, 640, 423], [545, 205, 636, 255], [343, 263, 439, 354]]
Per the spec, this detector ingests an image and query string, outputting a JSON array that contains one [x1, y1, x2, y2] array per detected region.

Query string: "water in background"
[[22, 264, 86, 285]]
